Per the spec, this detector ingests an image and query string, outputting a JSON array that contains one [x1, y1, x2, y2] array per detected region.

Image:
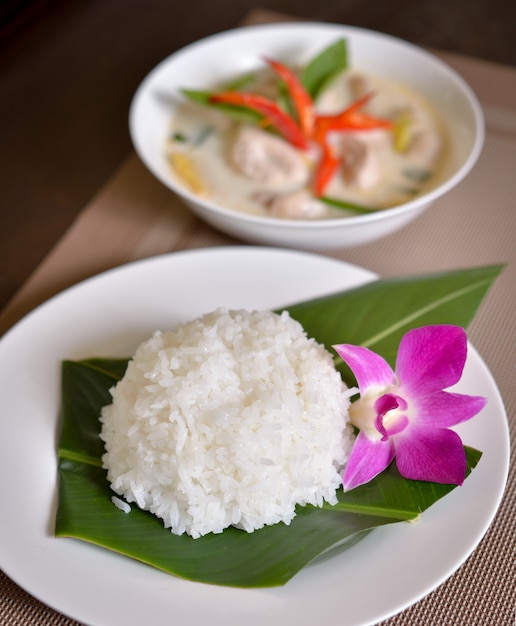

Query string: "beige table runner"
[[1, 10, 515, 626]]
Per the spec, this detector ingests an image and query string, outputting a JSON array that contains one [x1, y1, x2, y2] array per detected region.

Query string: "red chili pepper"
[[209, 91, 309, 150], [311, 93, 393, 196], [314, 142, 340, 197], [264, 57, 315, 138], [314, 93, 393, 143]]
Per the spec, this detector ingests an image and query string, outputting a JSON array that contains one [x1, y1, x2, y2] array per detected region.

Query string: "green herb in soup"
[[166, 39, 446, 220]]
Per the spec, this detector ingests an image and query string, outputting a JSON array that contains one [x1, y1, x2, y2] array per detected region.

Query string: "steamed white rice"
[[100, 308, 354, 538]]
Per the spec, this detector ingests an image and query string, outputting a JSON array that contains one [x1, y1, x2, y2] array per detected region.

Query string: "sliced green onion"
[[403, 167, 432, 183], [394, 186, 420, 196], [224, 72, 258, 91], [320, 195, 383, 215], [192, 126, 213, 146], [169, 127, 213, 147], [170, 132, 188, 143], [181, 89, 263, 124]]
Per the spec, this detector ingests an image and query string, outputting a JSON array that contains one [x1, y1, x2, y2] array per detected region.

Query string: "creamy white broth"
[[166, 68, 447, 219]]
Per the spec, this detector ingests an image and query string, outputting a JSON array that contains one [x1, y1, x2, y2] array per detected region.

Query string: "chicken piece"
[[267, 191, 327, 219], [231, 125, 309, 187], [405, 129, 442, 167], [340, 135, 382, 189], [348, 73, 373, 100], [315, 72, 371, 115]]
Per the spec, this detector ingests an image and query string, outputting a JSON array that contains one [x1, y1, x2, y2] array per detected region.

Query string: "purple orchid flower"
[[333, 325, 486, 491]]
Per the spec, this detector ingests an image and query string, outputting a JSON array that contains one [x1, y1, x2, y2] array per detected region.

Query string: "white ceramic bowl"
[[129, 22, 484, 249]]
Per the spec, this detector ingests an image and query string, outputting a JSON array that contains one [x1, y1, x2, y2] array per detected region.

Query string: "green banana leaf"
[[284, 264, 502, 383], [55, 264, 502, 587]]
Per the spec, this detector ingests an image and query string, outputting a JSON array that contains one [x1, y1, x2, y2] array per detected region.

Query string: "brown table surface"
[[1, 6, 515, 626]]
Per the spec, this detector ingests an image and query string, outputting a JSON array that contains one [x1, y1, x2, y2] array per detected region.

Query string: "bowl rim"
[[129, 21, 485, 231]]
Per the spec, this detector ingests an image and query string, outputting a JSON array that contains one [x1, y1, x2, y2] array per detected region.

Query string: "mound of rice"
[[100, 308, 354, 538]]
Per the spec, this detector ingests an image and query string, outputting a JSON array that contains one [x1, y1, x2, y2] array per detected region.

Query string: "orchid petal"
[[343, 430, 395, 491], [333, 343, 395, 392], [396, 326, 467, 397], [374, 393, 409, 439], [412, 390, 487, 427], [395, 426, 467, 485]]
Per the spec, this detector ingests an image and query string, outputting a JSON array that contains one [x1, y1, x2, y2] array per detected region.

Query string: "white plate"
[[0, 246, 509, 626]]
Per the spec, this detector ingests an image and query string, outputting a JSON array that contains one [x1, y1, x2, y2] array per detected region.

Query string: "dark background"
[[1, 0, 515, 311]]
